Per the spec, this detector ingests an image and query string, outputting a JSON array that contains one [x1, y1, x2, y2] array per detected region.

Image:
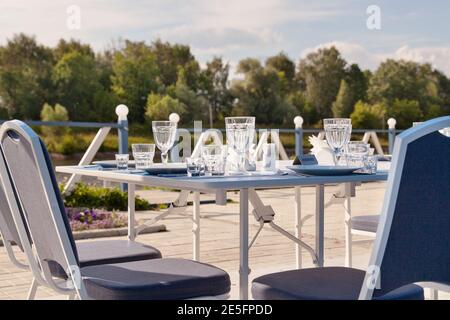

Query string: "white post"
[[127, 183, 136, 241], [294, 116, 304, 157], [387, 118, 397, 155]]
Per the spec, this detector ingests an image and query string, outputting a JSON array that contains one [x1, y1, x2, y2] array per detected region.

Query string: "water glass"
[[132, 144, 155, 169], [225, 117, 255, 173], [262, 143, 277, 172], [201, 145, 227, 176], [323, 118, 352, 165], [346, 141, 370, 156], [152, 121, 177, 164], [364, 155, 378, 174], [115, 154, 129, 170], [186, 157, 203, 177]]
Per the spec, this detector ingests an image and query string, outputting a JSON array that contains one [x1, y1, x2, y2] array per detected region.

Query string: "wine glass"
[[152, 121, 177, 164], [323, 118, 352, 165], [225, 117, 255, 174]]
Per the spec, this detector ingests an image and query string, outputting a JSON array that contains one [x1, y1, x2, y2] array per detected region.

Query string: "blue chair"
[[252, 116, 450, 300], [0, 120, 230, 299]]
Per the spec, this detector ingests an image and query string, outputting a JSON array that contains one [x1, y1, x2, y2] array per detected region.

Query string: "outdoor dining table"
[[56, 162, 389, 300]]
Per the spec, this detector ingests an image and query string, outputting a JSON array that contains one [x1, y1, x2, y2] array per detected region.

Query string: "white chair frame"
[[358, 116, 450, 300]]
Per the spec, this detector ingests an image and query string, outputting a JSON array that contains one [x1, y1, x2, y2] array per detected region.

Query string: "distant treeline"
[[0, 33, 449, 129]]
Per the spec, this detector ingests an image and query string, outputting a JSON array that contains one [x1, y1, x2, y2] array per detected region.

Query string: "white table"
[[56, 164, 389, 299]]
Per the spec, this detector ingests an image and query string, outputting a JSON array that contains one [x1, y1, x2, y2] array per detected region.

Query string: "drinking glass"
[[323, 118, 352, 165], [201, 145, 227, 176], [364, 155, 378, 174], [346, 141, 370, 156], [152, 121, 177, 164], [225, 117, 255, 174], [132, 144, 155, 169], [262, 143, 277, 172], [185, 157, 203, 177], [115, 154, 129, 170]]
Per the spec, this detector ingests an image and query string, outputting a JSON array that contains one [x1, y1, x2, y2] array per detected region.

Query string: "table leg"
[[193, 191, 200, 261], [128, 183, 136, 241], [239, 188, 249, 300], [315, 185, 325, 267], [344, 182, 353, 267], [294, 186, 302, 269]]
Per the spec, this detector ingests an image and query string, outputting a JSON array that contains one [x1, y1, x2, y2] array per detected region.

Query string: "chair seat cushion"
[[77, 240, 162, 267], [351, 215, 379, 233], [82, 258, 231, 300], [252, 267, 424, 300], [50, 240, 162, 279]]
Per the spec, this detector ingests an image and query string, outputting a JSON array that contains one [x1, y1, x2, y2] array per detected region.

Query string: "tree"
[[345, 64, 368, 103], [0, 34, 54, 119], [145, 93, 186, 121], [388, 99, 423, 128], [111, 41, 160, 122], [52, 51, 114, 121], [368, 60, 439, 114], [53, 39, 94, 60], [231, 58, 295, 124], [266, 52, 296, 92], [297, 47, 347, 119], [332, 80, 354, 117], [167, 72, 208, 122], [198, 57, 233, 122], [350, 101, 386, 129], [40, 103, 70, 143], [150, 39, 200, 90]]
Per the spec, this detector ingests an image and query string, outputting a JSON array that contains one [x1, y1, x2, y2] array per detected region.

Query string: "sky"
[[1, 0, 450, 76]]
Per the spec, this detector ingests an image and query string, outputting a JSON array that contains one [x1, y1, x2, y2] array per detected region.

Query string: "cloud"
[[302, 41, 450, 76], [393, 45, 450, 76]]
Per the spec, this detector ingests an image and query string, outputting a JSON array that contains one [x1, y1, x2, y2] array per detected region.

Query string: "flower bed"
[[66, 208, 127, 232]]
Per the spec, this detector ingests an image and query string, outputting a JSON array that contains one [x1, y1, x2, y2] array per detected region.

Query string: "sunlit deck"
[[1, 182, 447, 300]]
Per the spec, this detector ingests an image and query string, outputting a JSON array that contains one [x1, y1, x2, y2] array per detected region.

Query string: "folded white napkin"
[[308, 135, 335, 165]]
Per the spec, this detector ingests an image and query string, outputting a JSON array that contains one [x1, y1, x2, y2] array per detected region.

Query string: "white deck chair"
[[0, 120, 230, 300], [252, 116, 450, 300]]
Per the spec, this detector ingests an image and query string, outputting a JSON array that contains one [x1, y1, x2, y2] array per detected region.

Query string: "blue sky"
[[1, 0, 449, 75]]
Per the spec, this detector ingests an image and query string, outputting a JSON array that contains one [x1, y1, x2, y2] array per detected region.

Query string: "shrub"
[[145, 93, 186, 121], [62, 183, 155, 211], [388, 99, 423, 128], [350, 100, 386, 129]]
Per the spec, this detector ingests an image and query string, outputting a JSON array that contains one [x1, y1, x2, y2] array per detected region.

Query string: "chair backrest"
[[0, 120, 80, 288], [360, 116, 450, 299], [0, 172, 23, 249]]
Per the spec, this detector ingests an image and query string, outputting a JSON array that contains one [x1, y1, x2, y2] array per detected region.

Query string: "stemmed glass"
[[152, 121, 177, 164], [323, 118, 352, 165], [225, 117, 255, 174]]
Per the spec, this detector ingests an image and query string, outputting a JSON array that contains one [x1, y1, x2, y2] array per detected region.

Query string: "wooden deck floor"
[[0, 182, 447, 300]]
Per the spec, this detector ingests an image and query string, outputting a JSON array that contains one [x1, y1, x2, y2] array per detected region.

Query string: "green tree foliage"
[[266, 52, 296, 92], [231, 58, 295, 124], [350, 101, 386, 129], [145, 93, 187, 121], [111, 41, 160, 122], [368, 60, 440, 114], [40, 103, 78, 153], [198, 57, 233, 122], [388, 99, 423, 128], [332, 80, 354, 117], [150, 39, 200, 90], [52, 51, 115, 121], [0, 34, 54, 119], [297, 47, 347, 119], [1, 34, 450, 129]]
